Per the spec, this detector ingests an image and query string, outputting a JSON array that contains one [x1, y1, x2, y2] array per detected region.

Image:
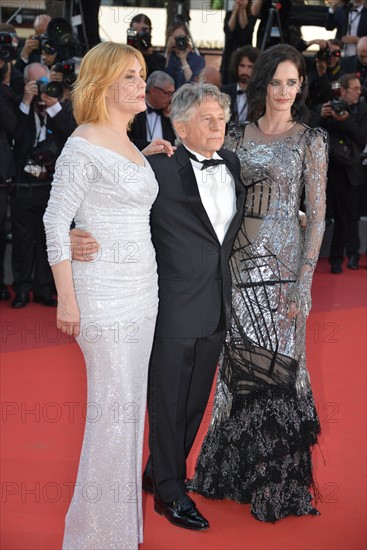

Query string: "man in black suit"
[[221, 45, 260, 123], [128, 70, 176, 150], [71, 82, 246, 530], [11, 62, 76, 308], [341, 36, 367, 95], [319, 73, 367, 273], [326, 0, 367, 57]]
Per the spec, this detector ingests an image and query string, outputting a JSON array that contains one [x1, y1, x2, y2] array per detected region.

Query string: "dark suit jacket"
[[13, 100, 77, 182], [325, 6, 367, 40], [129, 111, 176, 151], [221, 83, 240, 124], [148, 145, 246, 339], [0, 83, 18, 182]]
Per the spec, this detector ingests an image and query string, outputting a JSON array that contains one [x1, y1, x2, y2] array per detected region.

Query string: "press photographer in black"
[[15, 14, 51, 73], [0, 58, 18, 300], [305, 39, 345, 111], [320, 73, 367, 274], [10, 62, 76, 308], [127, 14, 165, 78]]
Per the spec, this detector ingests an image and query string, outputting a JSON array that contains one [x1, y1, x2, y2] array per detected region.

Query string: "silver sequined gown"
[[43, 137, 158, 549], [189, 123, 328, 522]]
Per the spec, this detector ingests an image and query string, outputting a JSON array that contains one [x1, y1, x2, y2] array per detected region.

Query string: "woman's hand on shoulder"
[[143, 139, 176, 157]]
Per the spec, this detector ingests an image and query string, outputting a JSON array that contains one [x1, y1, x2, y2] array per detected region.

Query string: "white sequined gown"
[[43, 137, 158, 549], [190, 123, 328, 522]]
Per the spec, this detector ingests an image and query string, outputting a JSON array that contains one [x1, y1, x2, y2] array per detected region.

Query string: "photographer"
[[0, 59, 18, 300], [342, 36, 367, 99], [325, 0, 367, 57], [165, 22, 205, 89], [0, 23, 24, 96], [306, 39, 345, 111], [10, 62, 76, 308], [127, 14, 165, 78], [320, 73, 367, 273], [14, 14, 51, 74]]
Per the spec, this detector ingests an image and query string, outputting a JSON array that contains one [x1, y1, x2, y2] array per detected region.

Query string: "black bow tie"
[[200, 158, 226, 170], [147, 105, 161, 115], [237, 89, 245, 95], [186, 150, 226, 170]]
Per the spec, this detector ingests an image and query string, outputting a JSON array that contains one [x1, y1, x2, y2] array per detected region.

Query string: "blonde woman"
[[43, 42, 172, 549]]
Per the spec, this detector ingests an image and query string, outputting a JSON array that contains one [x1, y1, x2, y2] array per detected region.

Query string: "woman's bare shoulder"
[[71, 123, 101, 141]]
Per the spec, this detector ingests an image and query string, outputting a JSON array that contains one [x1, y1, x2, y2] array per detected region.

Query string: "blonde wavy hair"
[[72, 42, 146, 125]]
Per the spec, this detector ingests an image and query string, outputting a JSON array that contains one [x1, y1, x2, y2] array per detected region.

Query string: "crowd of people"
[[0, 4, 366, 549]]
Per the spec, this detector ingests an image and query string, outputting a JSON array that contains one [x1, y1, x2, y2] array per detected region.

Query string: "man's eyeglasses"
[[155, 87, 174, 97]]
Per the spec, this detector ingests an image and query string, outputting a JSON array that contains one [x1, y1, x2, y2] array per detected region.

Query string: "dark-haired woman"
[[164, 22, 205, 89], [190, 45, 328, 522]]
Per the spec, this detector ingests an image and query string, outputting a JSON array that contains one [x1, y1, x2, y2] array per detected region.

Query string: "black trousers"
[[10, 184, 54, 295], [147, 329, 226, 503], [0, 187, 8, 285], [328, 165, 361, 263]]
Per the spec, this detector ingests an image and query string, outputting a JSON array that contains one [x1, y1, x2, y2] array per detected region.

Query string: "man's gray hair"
[[170, 81, 231, 144], [24, 63, 50, 82], [146, 70, 174, 92]]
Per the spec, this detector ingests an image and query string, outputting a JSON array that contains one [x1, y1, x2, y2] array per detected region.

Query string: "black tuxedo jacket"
[[13, 100, 77, 182], [148, 145, 246, 339], [221, 83, 241, 124], [129, 111, 176, 151]]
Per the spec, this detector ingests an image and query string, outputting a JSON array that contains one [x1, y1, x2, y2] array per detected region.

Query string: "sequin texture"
[[44, 137, 158, 548]]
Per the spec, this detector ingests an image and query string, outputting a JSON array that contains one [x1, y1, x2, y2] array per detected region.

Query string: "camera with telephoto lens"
[[175, 35, 188, 51], [53, 58, 80, 90], [0, 32, 18, 62], [32, 34, 57, 56], [316, 48, 341, 64], [34, 18, 75, 57], [126, 28, 152, 52], [36, 76, 63, 100]]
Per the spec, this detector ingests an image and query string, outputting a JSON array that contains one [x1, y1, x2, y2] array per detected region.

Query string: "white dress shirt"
[[186, 146, 237, 244], [236, 84, 248, 122], [145, 105, 163, 141], [346, 6, 363, 57]]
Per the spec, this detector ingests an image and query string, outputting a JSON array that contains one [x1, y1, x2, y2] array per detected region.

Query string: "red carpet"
[[1, 258, 366, 550]]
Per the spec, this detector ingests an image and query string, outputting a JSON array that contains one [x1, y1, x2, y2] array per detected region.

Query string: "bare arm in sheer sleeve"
[[287, 128, 328, 318], [43, 143, 92, 335]]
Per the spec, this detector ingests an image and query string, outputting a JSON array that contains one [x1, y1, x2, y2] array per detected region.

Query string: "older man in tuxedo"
[[70, 82, 245, 530], [128, 70, 176, 150]]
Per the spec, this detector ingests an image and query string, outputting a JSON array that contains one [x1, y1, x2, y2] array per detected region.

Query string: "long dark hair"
[[247, 44, 308, 123]]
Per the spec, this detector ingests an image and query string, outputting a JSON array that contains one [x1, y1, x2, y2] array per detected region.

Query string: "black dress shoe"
[[33, 294, 58, 307], [347, 255, 359, 270], [12, 292, 30, 308], [154, 494, 209, 531], [330, 261, 343, 275], [142, 472, 154, 494], [0, 286, 10, 300]]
